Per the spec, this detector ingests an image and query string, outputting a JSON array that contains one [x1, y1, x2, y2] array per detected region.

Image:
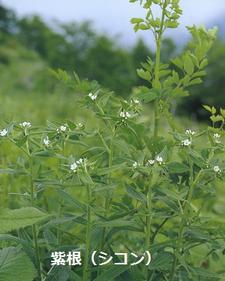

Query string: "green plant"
[[0, 1, 225, 281]]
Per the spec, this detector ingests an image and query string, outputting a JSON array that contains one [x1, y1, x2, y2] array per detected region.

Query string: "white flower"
[[70, 158, 87, 173], [185, 129, 196, 136], [88, 92, 97, 101], [78, 123, 83, 128], [146, 159, 155, 166], [213, 165, 221, 174], [70, 162, 78, 172], [57, 125, 67, 133], [0, 128, 8, 137], [181, 139, 192, 146], [43, 136, 50, 147], [120, 111, 131, 119], [156, 156, 163, 165], [133, 99, 140, 104], [20, 121, 31, 128], [76, 158, 84, 165], [132, 161, 140, 169], [213, 133, 221, 144]]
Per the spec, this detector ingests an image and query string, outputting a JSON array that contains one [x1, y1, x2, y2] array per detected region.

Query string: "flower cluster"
[[185, 129, 196, 136], [181, 139, 192, 146], [146, 156, 164, 166], [57, 125, 67, 133], [43, 136, 50, 147], [88, 93, 97, 101], [0, 128, 8, 137], [119, 111, 132, 120], [132, 161, 140, 169], [132, 156, 164, 169], [70, 158, 87, 173], [213, 165, 222, 175], [20, 121, 31, 128], [213, 133, 221, 144], [181, 129, 195, 147]]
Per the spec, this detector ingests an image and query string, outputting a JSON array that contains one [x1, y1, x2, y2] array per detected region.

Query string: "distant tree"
[[131, 38, 152, 68], [0, 5, 17, 35], [85, 35, 136, 95], [178, 39, 225, 120], [161, 38, 176, 62]]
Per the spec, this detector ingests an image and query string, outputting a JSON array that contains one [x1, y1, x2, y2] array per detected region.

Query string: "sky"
[[2, 0, 225, 47]]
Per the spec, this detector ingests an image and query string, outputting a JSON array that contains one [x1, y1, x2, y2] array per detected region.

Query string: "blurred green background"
[[0, 4, 225, 123]]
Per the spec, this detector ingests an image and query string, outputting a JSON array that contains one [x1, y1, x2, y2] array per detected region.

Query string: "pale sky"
[[2, 0, 225, 46]]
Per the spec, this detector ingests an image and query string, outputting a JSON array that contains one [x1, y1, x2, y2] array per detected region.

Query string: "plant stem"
[[97, 132, 114, 276], [83, 187, 91, 281], [29, 157, 42, 281], [153, 38, 161, 139], [146, 3, 167, 280], [83, 168, 93, 281], [169, 167, 202, 281], [144, 181, 152, 281], [153, 0, 167, 138]]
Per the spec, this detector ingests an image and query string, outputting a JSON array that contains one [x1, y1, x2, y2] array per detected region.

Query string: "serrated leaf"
[[188, 78, 202, 86], [167, 162, 189, 174], [203, 105, 212, 113], [94, 265, 130, 281], [137, 69, 151, 81], [131, 18, 144, 24], [184, 55, 194, 75], [0, 247, 36, 281], [126, 186, 147, 202], [55, 188, 86, 211], [0, 207, 49, 233], [138, 89, 158, 103]]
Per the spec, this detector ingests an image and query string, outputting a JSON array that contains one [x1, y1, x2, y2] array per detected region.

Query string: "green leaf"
[[131, 18, 144, 24], [44, 266, 73, 281], [149, 252, 173, 270], [0, 247, 36, 281], [55, 188, 86, 211], [95, 219, 135, 228], [203, 105, 212, 113], [184, 54, 194, 75], [0, 207, 49, 233], [210, 115, 224, 123], [220, 108, 225, 118], [94, 265, 130, 281], [189, 266, 222, 278], [200, 58, 208, 69], [166, 20, 179, 28], [137, 88, 158, 103], [167, 162, 189, 174], [171, 57, 183, 69], [126, 186, 147, 203], [137, 69, 151, 81], [188, 78, 202, 86]]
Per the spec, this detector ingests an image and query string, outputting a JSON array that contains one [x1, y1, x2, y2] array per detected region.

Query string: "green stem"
[[83, 185, 92, 281], [144, 181, 152, 281], [145, 3, 167, 280], [153, 0, 167, 138], [170, 167, 202, 281], [29, 157, 42, 281], [97, 132, 114, 276], [153, 38, 161, 139], [83, 168, 93, 281]]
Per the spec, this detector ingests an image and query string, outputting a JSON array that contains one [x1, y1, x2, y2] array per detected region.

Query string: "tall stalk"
[[97, 131, 114, 276], [153, 0, 167, 138], [144, 180, 152, 281], [170, 151, 214, 281], [144, 3, 167, 280], [83, 167, 94, 281], [29, 157, 42, 281]]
